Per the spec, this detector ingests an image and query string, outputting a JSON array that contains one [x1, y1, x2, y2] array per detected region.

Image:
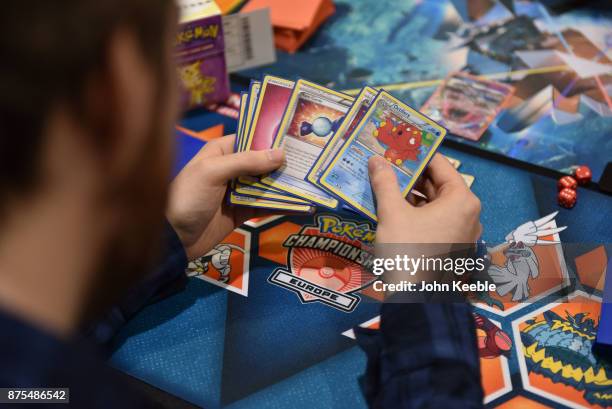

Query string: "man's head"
[[0, 1, 179, 324]]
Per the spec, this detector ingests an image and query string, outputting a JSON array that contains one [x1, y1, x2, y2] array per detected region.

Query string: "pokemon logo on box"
[[176, 0, 229, 108]]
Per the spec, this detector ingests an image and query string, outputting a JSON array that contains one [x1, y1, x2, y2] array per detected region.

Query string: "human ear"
[[86, 27, 157, 180]]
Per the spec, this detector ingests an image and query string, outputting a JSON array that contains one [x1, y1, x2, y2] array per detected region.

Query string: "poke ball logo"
[[268, 215, 376, 312]]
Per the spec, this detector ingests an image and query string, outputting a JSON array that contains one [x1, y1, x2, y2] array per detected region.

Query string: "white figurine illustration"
[[488, 212, 566, 301], [187, 244, 243, 284]]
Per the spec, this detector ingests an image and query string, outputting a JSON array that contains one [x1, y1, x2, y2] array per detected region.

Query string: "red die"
[[574, 165, 592, 185], [558, 187, 577, 209], [557, 175, 577, 191]]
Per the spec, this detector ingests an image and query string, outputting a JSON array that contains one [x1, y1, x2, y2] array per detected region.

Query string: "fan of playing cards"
[[229, 75, 449, 222]]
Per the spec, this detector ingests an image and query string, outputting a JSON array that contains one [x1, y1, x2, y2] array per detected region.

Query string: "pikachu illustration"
[[177, 61, 216, 106]]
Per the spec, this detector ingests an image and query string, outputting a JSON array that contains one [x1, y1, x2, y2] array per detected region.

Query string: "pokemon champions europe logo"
[[268, 215, 376, 312]]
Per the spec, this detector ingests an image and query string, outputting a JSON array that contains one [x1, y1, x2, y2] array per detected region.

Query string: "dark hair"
[[0, 0, 172, 200]]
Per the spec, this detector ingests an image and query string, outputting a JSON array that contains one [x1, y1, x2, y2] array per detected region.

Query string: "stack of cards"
[[229, 75, 457, 222]]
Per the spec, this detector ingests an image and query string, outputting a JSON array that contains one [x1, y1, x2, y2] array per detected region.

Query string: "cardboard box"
[[241, 0, 335, 53], [176, 0, 230, 109]]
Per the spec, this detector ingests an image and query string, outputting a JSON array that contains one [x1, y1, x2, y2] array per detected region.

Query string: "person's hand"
[[369, 154, 482, 244], [166, 135, 284, 260]]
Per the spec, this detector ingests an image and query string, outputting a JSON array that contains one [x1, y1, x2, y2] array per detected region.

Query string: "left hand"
[[167, 134, 284, 260]]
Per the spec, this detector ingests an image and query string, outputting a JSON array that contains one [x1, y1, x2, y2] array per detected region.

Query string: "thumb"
[[368, 156, 407, 222], [208, 148, 285, 183]]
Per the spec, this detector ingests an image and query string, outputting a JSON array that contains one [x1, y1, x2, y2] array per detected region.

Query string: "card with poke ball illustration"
[[307, 86, 378, 189], [260, 79, 354, 209], [228, 83, 315, 213], [319, 90, 446, 221]]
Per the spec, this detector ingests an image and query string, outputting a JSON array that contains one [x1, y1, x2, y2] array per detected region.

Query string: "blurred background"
[[179, 0, 612, 183]]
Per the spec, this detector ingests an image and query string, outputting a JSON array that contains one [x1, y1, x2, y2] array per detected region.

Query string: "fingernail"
[[368, 156, 387, 173], [266, 148, 284, 162]]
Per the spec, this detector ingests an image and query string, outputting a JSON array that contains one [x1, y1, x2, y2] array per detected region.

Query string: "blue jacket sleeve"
[[355, 303, 483, 409], [86, 221, 188, 344]]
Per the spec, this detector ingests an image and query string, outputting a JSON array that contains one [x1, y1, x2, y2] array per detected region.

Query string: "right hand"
[[369, 154, 482, 244]]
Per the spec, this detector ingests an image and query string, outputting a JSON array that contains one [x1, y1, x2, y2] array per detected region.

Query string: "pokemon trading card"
[[234, 92, 249, 153], [307, 86, 378, 188], [229, 92, 249, 196], [261, 79, 354, 208], [232, 91, 277, 189], [240, 81, 261, 152], [320, 91, 446, 221], [244, 75, 295, 152], [237, 76, 296, 194], [230, 85, 308, 210], [232, 79, 311, 207], [420, 72, 514, 141]]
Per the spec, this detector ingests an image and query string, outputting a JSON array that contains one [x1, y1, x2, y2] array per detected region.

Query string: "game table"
[[108, 89, 611, 408], [109, 0, 612, 406]]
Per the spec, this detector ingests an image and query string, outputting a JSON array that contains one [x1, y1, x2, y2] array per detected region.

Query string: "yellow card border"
[[243, 75, 295, 153], [236, 93, 248, 150], [236, 176, 307, 203], [261, 79, 355, 208], [229, 93, 249, 194], [307, 86, 377, 186], [240, 81, 261, 152], [229, 192, 314, 213], [235, 182, 312, 204], [320, 90, 447, 221]]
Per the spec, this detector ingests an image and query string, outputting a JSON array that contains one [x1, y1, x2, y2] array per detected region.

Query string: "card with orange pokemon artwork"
[[320, 90, 446, 221]]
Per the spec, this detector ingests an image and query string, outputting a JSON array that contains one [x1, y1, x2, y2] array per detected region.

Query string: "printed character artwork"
[[471, 212, 570, 316], [177, 60, 217, 106], [186, 228, 251, 296], [514, 293, 611, 408], [421, 72, 515, 141], [353, 98, 440, 176], [474, 313, 513, 359], [374, 116, 423, 165], [188, 245, 233, 283], [287, 93, 346, 149], [474, 314, 513, 403]]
